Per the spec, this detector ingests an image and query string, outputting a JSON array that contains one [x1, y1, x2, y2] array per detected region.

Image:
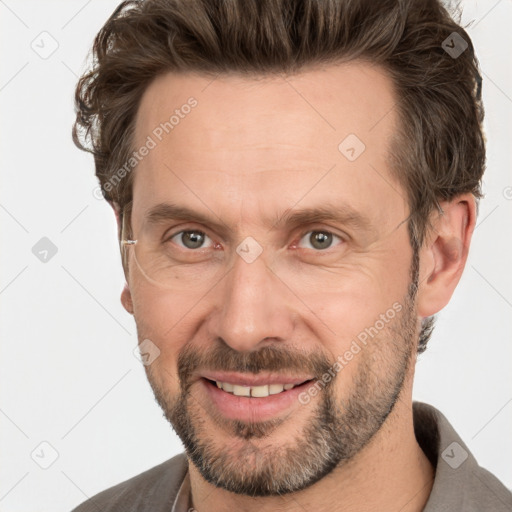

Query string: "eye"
[[168, 230, 214, 250], [164, 228, 344, 253], [297, 230, 344, 251]]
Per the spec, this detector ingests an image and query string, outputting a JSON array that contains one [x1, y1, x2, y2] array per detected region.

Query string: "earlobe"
[[121, 283, 134, 315], [416, 194, 476, 318]]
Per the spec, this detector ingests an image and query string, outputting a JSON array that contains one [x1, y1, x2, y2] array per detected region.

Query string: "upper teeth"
[[215, 381, 299, 397]]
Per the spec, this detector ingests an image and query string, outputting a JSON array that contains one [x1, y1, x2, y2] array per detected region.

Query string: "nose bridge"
[[212, 245, 293, 352]]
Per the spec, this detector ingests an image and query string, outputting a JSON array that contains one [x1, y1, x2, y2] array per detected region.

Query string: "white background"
[[0, 1, 510, 510]]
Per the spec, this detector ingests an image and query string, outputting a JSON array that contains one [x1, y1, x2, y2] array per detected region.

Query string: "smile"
[[211, 380, 310, 397], [199, 376, 317, 422]]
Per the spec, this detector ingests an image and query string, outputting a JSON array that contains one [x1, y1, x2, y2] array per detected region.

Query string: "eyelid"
[[165, 227, 215, 250], [162, 223, 210, 241], [294, 227, 346, 250], [162, 223, 348, 249], [296, 224, 348, 241]]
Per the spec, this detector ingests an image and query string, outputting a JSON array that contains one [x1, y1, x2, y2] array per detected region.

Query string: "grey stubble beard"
[[142, 255, 420, 497]]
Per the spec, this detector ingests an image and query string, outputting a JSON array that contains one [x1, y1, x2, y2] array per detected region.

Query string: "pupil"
[[311, 231, 332, 250], [183, 231, 204, 249]]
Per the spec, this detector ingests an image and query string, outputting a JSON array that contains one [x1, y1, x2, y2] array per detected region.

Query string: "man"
[[71, 0, 511, 510]]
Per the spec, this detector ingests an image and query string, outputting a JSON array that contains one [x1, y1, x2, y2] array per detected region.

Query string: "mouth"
[[198, 374, 317, 422], [206, 378, 311, 397]]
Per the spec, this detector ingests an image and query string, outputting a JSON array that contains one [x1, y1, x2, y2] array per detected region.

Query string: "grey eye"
[[171, 230, 213, 250], [298, 231, 342, 251]]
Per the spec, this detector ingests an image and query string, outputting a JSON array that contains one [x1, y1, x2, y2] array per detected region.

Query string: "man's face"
[[124, 62, 420, 496]]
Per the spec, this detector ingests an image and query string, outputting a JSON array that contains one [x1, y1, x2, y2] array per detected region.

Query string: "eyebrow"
[[143, 201, 374, 236]]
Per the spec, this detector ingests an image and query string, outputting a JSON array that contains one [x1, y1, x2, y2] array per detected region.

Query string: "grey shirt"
[[71, 402, 512, 511]]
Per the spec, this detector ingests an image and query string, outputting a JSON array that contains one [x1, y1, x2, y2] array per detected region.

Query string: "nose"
[[209, 248, 295, 352]]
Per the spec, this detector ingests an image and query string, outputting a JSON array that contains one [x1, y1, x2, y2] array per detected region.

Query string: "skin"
[[117, 62, 476, 512]]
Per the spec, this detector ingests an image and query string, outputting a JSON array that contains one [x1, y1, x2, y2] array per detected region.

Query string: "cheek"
[[295, 263, 412, 386], [129, 257, 204, 334], [129, 279, 194, 369], [300, 268, 409, 348]]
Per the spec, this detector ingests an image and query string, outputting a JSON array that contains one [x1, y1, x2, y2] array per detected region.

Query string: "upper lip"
[[200, 371, 314, 387]]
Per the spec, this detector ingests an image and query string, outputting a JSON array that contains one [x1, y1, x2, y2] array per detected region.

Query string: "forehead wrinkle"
[[141, 200, 376, 239]]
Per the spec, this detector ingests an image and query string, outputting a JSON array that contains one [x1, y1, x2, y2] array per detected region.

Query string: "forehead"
[[131, 62, 407, 232]]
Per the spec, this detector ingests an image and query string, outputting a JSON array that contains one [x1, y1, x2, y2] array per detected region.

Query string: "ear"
[[109, 200, 134, 315], [110, 200, 122, 239], [416, 193, 477, 318], [121, 283, 134, 315]]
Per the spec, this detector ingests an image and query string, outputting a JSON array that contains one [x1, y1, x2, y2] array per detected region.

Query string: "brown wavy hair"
[[72, 0, 485, 352]]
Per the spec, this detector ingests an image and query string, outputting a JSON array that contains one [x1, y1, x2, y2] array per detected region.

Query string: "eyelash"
[[165, 227, 346, 253]]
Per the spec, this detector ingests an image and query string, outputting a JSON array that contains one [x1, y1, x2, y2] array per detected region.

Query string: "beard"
[[142, 251, 420, 497]]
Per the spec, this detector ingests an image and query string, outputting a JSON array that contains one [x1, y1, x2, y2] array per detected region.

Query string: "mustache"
[[177, 341, 333, 385]]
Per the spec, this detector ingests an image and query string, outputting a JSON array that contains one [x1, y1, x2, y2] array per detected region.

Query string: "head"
[[73, 0, 484, 498]]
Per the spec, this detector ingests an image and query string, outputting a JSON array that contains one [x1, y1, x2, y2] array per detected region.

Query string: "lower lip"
[[200, 378, 316, 422]]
